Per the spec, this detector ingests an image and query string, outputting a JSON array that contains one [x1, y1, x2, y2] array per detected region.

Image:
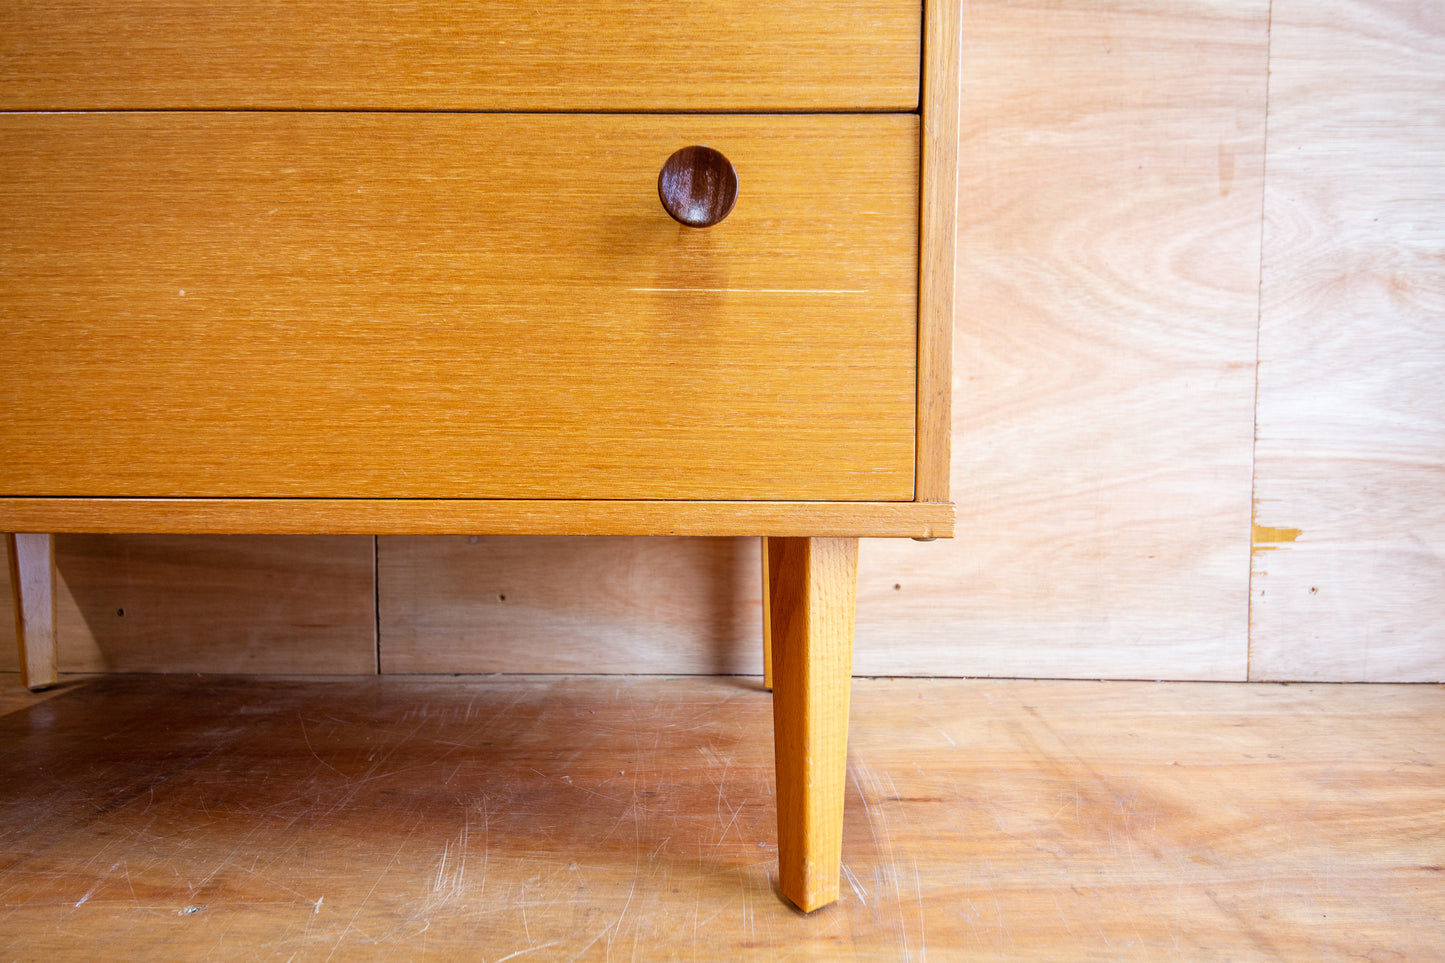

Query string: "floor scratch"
[[324, 817, 423, 962], [297, 713, 344, 778], [495, 943, 561, 963], [916, 716, 958, 748]]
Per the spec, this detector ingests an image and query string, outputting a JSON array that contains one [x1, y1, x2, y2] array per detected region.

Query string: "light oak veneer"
[[0, 0, 960, 914], [0, 113, 920, 503], [0, 0, 921, 111]]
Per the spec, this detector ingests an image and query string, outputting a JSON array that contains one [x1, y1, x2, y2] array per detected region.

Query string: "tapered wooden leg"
[[768, 536, 857, 912], [7, 533, 58, 691], [761, 537, 773, 691]]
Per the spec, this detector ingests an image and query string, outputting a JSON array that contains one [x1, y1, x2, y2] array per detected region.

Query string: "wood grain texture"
[[767, 537, 857, 911], [0, 541, 11, 673], [761, 537, 774, 690], [916, 0, 961, 502], [0, 499, 953, 540], [852, 0, 1269, 680], [7, 535, 376, 676], [379, 536, 761, 675], [2, 675, 1441, 958], [6, 534, 56, 690], [1250, 0, 1445, 682], [0, 112, 918, 504], [0, 0, 920, 112]]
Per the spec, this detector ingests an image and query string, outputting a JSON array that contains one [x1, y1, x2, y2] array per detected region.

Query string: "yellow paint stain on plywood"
[[1252, 499, 1303, 552], [1252, 523, 1303, 551]]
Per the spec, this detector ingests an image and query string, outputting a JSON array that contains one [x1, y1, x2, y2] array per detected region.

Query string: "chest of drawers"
[[2, 1, 958, 911]]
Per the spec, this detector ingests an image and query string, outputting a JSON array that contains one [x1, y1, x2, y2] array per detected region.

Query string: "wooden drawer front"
[[0, 1, 921, 112], [0, 113, 919, 502]]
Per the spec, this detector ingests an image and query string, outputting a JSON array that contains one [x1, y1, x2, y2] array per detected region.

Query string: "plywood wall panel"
[[0, 539, 15, 673], [379, 536, 761, 675], [17, 1, 1442, 684], [1250, 0, 1445, 681], [28, 535, 376, 675], [851, 0, 1269, 679]]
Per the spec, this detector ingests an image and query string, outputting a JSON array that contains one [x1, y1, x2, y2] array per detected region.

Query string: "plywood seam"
[[1246, 0, 1277, 683]]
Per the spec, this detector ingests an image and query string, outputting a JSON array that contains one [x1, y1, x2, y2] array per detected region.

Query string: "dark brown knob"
[[658, 146, 738, 228]]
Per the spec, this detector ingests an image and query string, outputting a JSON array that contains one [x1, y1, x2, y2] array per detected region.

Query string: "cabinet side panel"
[[917, 0, 960, 502]]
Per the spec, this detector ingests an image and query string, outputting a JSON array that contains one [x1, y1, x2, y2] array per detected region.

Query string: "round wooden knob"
[[658, 146, 738, 228]]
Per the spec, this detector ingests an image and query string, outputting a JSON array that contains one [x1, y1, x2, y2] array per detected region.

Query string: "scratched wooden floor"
[[1, 675, 1441, 960]]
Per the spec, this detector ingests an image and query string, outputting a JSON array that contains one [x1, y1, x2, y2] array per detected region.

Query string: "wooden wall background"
[[5, 0, 1442, 683]]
